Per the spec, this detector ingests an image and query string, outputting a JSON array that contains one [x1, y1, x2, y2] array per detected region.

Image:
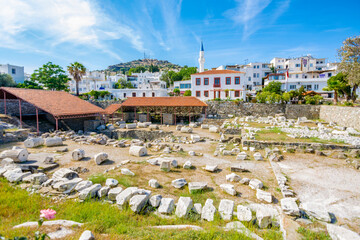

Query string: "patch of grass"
[[297, 227, 331, 240], [0, 178, 255, 240], [88, 173, 137, 188], [88, 174, 107, 185]]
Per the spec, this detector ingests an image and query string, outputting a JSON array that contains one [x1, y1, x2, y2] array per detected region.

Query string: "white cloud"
[[225, 0, 290, 40], [0, 0, 145, 60]]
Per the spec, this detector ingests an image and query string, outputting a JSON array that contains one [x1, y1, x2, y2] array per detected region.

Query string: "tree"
[[17, 80, 43, 89], [184, 90, 191, 96], [270, 65, 276, 73], [31, 62, 69, 91], [149, 64, 160, 73], [113, 78, 134, 89], [262, 81, 282, 94], [67, 62, 86, 96], [338, 35, 360, 101], [0, 73, 16, 87], [173, 88, 180, 96], [323, 73, 349, 103]]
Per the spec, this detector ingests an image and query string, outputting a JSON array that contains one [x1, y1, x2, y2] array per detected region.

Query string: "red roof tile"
[[192, 70, 245, 75], [122, 97, 207, 107], [104, 104, 122, 115], [0, 87, 104, 118]]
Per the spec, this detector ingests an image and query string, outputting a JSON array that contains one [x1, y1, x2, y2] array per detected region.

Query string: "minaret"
[[198, 41, 205, 73]]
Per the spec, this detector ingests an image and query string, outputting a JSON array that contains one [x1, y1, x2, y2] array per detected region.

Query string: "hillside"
[[107, 59, 181, 72]]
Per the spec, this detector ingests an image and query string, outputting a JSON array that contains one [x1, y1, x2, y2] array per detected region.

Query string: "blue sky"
[[0, 0, 359, 73]]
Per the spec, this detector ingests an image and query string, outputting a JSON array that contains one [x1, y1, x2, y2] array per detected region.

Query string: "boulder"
[[240, 177, 250, 185], [148, 179, 160, 188], [105, 178, 118, 187], [0, 148, 28, 162], [326, 223, 360, 240], [6, 171, 31, 182], [98, 186, 110, 198], [1, 158, 14, 166], [180, 126, 192, 133], [116, 187, 139, 207], [94, 152, 108, 165], [230, 164, 247, 172], [175, 197, 193, 218], [44, 137, 63, 147], [183, 161, 192, 169], [201, 199, 217, 221], [201, 124, 209, 129], [220, 184, 236, 196], [158, 198, 175, 214], [193, 203, 202, 214], [249, 179, 263, 189], [75, 180, 93, 192], [236, 152, 247, 160], [79, 230, 95, 240], [149, 194, 162, 207], [79, 184, 101, 200], [281, 198, 300, 216], [226, 173, 241, 182], [171, 178, 187, 189], [22, 173, 48, 185], [108, 187, 124, 201], [129, 194, 150, 213], [256, 189, 272, 203], [171, 159, 178, 167], [160, 160, 171, 172], [204, 165, 218, 172], [53, 168, 79, 180], [237, 205, 252, 222], [149, 124, 159, 130], [256, 205, 273, 228], [188, 182, 207, 193], [126, 123, 137, 129], [121, 168, 135, 176], [71, 149, 85, 161], [218, 199, 234, 220], [24, 137, 44, 148], [191, 135, 200, 142], [300, 202, 331, 222], [253, 152, 263, 161], [269, 153, 283, 162], [209, 126, 219, 133], [53, 178, 83, 193], [129, 146, 147, 157]]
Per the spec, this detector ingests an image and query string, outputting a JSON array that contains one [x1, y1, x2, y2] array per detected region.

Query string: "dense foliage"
[[31, 62, 69, 91], [184, 90, 192, 96], [67, 62, 86, 96], [113, 78, 135, 89], [0, 73, 16, 87], [81, 90, 111, 100], [17, 80, 43, 89], [160, 66, 197, 86]]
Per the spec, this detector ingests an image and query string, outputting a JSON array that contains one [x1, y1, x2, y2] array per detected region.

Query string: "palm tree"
[[67, 62, 86, 96]]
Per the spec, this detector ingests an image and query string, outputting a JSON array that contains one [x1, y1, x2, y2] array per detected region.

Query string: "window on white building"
[[257, 73, 260, 78], [11, 68, 16, 74], [314, 84, 319, 90], [295, 64, 301, 67], [253, 65, 256, 68], [248, 77, 251, 81], [310, 63, 313, 67], [253, 73, 256, 78], [257, 65, 259, 69], [296, 74, 299, 78], [290, 85, 296, 90]]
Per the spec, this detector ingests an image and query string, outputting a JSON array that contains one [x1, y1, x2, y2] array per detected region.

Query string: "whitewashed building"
[[174, 80, 191, 94], [0, 64, 25, 83]]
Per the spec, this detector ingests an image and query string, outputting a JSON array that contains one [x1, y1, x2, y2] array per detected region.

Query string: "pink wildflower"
[[40, 209, 56, 220]]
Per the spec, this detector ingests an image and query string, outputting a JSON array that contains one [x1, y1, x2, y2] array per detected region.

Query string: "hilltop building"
[[0, 64, 25, 83]]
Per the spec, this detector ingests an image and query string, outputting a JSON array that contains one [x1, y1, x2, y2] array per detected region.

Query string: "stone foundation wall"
[[320, 106, 360, 130], [111, 129, 172, 141], [163, 113, 173, 125], [0, 100, 46, 116], [242, 140, 359, 150], [206, 101, 320, 119]]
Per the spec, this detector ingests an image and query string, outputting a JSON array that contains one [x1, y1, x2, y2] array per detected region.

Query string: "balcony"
[[213, 84, 221, 88]]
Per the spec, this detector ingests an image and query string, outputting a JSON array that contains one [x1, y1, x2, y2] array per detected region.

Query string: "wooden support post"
[[121, 106, 124, 121], [189, 110, 191, 124], [111, 114, 114, 124], [205, 107, 207, 119], [36, 108, 39, 135], [55, 118, 58, 130], [134, 107, 136, 122], [160, 108, 163, 125], [3, 92, 6, 115], [174, 113, 176, 125], [18, 99, 22, 128]]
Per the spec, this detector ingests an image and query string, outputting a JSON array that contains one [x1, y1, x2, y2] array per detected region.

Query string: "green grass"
[[88, 173, 137, 188], [297, 227, 331, 240]]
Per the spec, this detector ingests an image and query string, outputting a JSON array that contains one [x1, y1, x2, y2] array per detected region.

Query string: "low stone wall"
[[320, 105, 360, 130], [0, 100, 46, 116], [206, 101, 320, 119], [110, 129, 173, 141], [88, 100, 121, 109], [242, 140, 359, 150]]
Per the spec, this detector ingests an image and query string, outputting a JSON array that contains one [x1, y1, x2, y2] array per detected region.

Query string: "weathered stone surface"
[[326, 224, 360, 240], [149, 194, 162, 207], [105, 178, 118, 187], [71, 149, 85, 161], [201, 199, 217, 221], [193, 203, 202, 214], [253, 152, 263, 161], [188, 182, 207, 193], [53, 178, 82, 193], [158, 198, 175, 214], [129, 194, 150, 213], [121, 168, 135, 176], [191, 134, 200, 142], [126, 123, 137, 129], [256, 205, 273, 228], [79, 184, 101, 200], [300, 202, 331, 222], [240, 177, 250, 185], [180, 126, 193, 133], [0, 148, 28, 162], [98, 186, 110, 198], [94, 152, 108, 165], [129, 146, 147, 157], [226, 173, 241, 182], [160, 160, 171, 172], [44, 137, 63, 147], [75, 180, 93, 192], [230, 164, 247, 172], [183, 161, 192, 169], [6, 171, 31, 182], [204, 165, 218, 172], [236, 152, 248, 160], [79, 230, 95, 240], [148, 179, 160, 188], [220, 184, 236, 196], [116, 187, 139, 207], [108, 187, 124, 201], [237, 205, 252, 222], [171, 178, 187, 189], [24, 137, 44, 148], [175, 197, 193, 218], [209, 126, 219, 133], [249, 179, 263, 189], [280, 198, 300, 216], [22, 173, 48, 185], [256, 189, 272, 203], [218, 199, 234, 220]]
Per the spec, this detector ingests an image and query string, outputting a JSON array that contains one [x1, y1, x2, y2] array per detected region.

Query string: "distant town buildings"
[[0, 64, 25, 83]]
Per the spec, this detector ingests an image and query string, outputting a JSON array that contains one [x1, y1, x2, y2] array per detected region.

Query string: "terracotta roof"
[[104, 104, 122, 115], [122, 97, 207, 107], [192, 70, 245, 75], [0, 87, 104, 118]]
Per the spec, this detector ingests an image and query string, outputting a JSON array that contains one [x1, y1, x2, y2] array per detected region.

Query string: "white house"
[[0, 64, 25, 83], [190, 69, 246, 100], [174, 80, 191, 95]]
